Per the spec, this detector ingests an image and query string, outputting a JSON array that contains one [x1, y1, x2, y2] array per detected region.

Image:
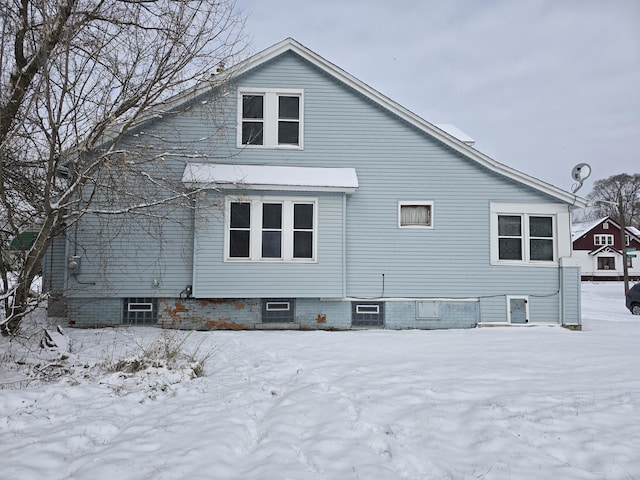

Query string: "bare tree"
[[0, 0, 247, 335], [586, 174, 640, 227]]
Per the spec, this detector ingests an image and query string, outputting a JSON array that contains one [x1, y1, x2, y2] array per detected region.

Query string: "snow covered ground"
[[1, 282, 639, 480]]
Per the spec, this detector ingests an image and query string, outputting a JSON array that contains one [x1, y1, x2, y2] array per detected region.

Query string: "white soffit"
[[182, 163, 359, 193]]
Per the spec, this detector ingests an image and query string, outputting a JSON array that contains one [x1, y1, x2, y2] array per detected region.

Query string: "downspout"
[[190, 192, 198, 298], [342, 192, 347, 298]]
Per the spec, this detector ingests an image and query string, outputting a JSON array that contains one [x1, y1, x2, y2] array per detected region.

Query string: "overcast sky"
[[235, 0, 639, 196]]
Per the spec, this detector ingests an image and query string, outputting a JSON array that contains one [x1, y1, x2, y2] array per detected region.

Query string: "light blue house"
[[44, 38, 588, 330]]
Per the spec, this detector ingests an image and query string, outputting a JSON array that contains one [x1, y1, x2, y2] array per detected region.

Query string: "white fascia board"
[[249, 39, 588, 208], [182, 162, 358, 193], [80, 37, 588, 208]]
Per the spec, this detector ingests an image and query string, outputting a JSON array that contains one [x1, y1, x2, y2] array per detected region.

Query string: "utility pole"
[[595, 197, 630, 294], [618, 196, 630, 294]]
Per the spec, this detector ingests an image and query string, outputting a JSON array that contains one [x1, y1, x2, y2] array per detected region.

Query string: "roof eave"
[[235, 39, 588, 208]]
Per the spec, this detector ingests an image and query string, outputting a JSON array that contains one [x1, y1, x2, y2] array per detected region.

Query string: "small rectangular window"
[[123, 298, 158, 324], [261, 298, 295, 323], [356, 304, 379, 314], [399, 202, 433, 228], [128, 302, 153, 312], [352, 302, 384, 327], [266, 302, 290, 311]]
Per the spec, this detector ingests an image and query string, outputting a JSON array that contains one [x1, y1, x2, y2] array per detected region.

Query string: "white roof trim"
[[224, 38, 588, 208], [182, 163, 358, 193], [93, 37, 587, 207], [589, 246, 620, 256]]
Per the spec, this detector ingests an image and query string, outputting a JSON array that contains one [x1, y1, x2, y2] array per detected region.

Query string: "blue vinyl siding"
[[54, 48, 579, 327], [193, 191, 345, 298]]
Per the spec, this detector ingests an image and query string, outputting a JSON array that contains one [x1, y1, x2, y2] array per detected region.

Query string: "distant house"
[[572, 216, 640, 281], [43, 38, 589, 330]]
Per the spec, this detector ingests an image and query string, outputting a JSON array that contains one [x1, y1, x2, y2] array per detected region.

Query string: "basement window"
[[123, 298, 158, 325], [352, 302, 384, 327], [261, 298, 295, 323]]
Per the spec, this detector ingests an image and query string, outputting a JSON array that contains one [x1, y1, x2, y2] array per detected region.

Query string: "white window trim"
[[224, 195, 317, 263], [237, 88, 304, 150], [490, 203, 565, 266], [265, 301, 291, 311], [128, 302, 154, 312], [594, 234, 614, 246], [356, 304, 380, 315], [398, 201, 434, 229]]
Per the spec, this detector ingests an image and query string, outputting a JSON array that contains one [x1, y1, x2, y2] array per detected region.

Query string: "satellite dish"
[[571, 163, 591, 193], [571, 163, 591, 182]]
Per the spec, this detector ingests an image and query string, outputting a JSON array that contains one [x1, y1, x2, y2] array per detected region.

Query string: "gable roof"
[[99, 38, 588, 207], [589, 245, 621, 256], [572, 217, 609, 240], [223, 38, 588, 207], [572, 215, 640, 243]]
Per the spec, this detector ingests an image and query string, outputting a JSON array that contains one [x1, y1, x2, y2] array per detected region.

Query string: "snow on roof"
[[182, 163, 358, 193], [571, 217, 608, 240], [434, 124, 475, 146]]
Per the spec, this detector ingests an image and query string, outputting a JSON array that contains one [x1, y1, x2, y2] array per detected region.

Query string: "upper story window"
[[226, 196, 316, 262], [495, 214, 555, 263], [238, 88, 303, 149], [594, 234, 614, 246], [398, 201, 433, 228]]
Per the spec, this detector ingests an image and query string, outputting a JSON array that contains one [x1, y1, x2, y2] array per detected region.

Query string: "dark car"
[[626, 284, 640, 315]]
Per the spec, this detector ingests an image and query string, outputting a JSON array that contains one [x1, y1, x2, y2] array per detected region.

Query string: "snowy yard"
[[1, 282, 639, 480]]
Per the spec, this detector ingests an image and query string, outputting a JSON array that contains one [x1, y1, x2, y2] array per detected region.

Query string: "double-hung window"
[[238, 88, 303, 148], [494, 213, 556, 263], [227, 197, 316, 261]]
